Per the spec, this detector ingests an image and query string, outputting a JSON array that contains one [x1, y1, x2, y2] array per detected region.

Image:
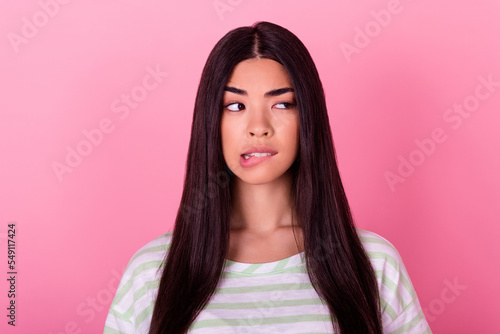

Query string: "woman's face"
[[221, 58, 300, 184]]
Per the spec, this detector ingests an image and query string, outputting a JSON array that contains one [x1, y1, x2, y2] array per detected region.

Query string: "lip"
[[241, 145, 278, 156], [240, 152, 277, 168]]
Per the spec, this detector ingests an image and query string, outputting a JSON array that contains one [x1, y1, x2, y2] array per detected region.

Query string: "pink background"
[[1, 0, 499, 333]]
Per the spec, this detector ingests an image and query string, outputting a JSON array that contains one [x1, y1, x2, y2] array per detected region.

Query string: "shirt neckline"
[[223, 251, 306, 274]]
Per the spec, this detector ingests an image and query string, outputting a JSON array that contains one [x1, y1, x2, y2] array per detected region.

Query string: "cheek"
[[289, 119, 300, 149], [280, 125, 300, 158], [220, 119, 237, 155], [296, 124, 300, 147]]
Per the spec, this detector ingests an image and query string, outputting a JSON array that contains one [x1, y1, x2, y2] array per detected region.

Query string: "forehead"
[[226, 58, 292, 89]]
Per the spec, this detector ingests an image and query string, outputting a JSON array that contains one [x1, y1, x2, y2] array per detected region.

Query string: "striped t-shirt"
[[104, 228, 432, 333]]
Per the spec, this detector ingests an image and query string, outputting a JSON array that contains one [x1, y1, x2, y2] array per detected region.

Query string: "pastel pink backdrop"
[[1, 0, 499, 333]]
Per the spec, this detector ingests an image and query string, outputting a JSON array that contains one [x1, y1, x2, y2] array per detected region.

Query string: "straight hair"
[[149, 21, 383, 333]]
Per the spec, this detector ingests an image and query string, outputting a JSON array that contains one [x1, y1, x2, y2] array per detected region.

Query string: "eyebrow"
[[224, 86, 294, 97]]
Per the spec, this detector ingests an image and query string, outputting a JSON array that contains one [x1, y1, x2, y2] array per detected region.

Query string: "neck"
[[230, 169, 295, 235]]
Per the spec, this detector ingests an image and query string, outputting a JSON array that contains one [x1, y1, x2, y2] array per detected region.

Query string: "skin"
[[220, 58, 304, 263]]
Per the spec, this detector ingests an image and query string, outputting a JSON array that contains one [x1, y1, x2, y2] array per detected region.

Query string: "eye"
[[226, 102, 245, 112], [274, 102, 296, 109]]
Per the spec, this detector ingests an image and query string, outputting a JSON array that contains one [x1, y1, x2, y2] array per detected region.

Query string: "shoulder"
[[129, 231, 174, 264], [113, 231, 174, 306], [355, 227, 404, 266], [104, 231, 174, 333], [122, 231, 174, 281], [355, 227, 431, 333], [355, 227, 412, 292]]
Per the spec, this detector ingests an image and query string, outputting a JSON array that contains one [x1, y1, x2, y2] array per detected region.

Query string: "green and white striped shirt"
[[104, 228, 431, 333]]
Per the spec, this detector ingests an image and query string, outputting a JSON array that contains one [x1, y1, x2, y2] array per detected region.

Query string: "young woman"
[[104, 21, 431, 334]]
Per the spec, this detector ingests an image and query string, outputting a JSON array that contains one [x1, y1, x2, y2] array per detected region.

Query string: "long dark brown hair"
[[149, 21, 383, 333]]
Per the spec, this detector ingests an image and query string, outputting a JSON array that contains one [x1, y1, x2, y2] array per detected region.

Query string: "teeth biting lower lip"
[[242, 152, 276, 160]]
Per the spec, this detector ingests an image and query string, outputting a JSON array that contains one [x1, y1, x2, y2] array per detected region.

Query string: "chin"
[[238, 170, 289, 185]]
